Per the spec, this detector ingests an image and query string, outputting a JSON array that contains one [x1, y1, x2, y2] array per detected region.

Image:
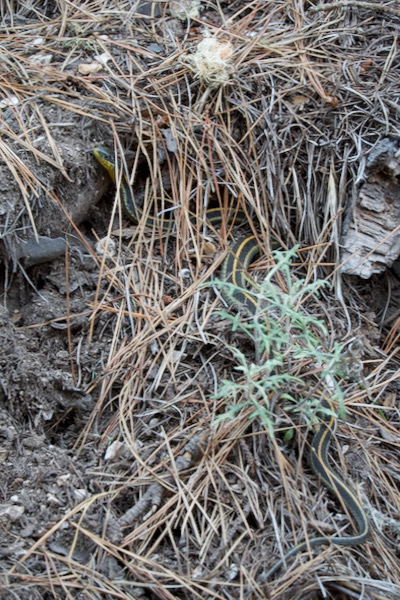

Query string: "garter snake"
[[93, 146, 369, 576]]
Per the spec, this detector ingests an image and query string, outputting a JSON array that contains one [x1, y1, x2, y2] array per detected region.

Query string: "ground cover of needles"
[[1, 2, 400, 599]]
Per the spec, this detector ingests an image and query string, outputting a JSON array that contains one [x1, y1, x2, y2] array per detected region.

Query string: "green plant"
[[212, 246, 345, 437]]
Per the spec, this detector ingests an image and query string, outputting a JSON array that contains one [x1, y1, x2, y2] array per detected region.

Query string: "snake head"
[[93, 146, 116, 182]]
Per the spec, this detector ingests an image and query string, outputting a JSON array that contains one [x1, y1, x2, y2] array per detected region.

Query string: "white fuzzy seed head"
[[182, 34, 234, 88]]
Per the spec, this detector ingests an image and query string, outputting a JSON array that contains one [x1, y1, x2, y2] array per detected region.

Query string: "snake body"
[[264, 396, 369, 579], [93, 146, 369, 578]]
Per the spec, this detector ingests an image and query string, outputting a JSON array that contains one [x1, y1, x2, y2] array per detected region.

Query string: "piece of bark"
[[340, 137, 400, 278]]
